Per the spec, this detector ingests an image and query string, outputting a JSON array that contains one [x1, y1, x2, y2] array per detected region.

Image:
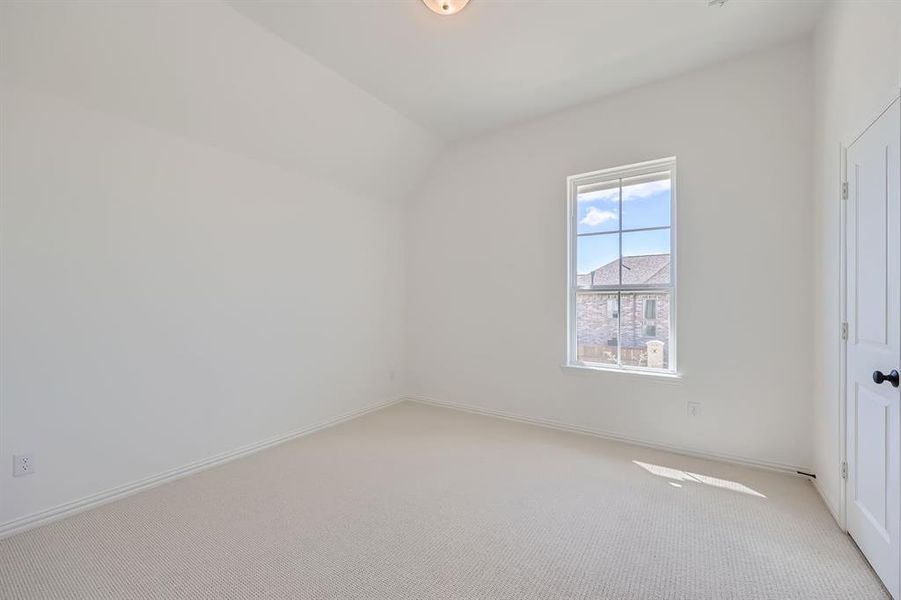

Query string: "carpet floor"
[[0, 401, 889, 599]]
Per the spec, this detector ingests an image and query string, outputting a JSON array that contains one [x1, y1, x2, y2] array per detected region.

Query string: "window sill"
[[561, 363, 683, 382]]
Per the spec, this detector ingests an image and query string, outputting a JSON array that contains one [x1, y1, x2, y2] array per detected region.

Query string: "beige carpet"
[[0, 401, 888, 599]]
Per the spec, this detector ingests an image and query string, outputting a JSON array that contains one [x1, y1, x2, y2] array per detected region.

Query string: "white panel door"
[[847, 97, 901, 599]]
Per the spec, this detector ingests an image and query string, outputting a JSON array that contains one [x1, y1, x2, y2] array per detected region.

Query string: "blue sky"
[[576, 179, 671, 275]]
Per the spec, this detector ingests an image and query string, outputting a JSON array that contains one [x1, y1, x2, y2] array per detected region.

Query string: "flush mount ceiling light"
[[421, 0, 471, 16]]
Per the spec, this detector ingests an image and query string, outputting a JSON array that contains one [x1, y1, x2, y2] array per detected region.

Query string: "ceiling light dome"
[[421, 0, 471, 16]]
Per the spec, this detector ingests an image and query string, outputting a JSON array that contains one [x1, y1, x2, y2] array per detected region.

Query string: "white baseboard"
[[0, 397, 402, 540], [404, 395, 813, 477]]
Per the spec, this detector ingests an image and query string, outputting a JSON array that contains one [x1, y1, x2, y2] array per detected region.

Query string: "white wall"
[[406, 41, 815, 471], [812, 2, 901, 521], [0, 1, 436, 203], [0, 2, 436, 528]]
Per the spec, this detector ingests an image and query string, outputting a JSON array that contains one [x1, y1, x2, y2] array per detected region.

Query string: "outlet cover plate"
[[13, 453, 35, 477]]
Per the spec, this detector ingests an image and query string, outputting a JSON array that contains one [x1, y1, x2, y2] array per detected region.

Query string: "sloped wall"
[[0, 1, 437, 528]]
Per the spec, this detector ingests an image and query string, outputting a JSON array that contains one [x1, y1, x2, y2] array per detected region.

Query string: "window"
[[644, 298, 657, 320], [607, 297, 619, 319], [566, 157, 676, 374]]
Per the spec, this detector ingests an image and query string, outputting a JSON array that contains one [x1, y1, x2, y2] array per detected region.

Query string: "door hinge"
[[841, 322, 848, 341], [841, 461, 848, 480], [842, 181, 848, 200]]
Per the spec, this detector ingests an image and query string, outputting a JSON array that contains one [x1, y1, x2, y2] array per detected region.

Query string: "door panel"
[[847, 97, 901, 599], [856, 384, 889, 535], [855, 157, 889, 346]]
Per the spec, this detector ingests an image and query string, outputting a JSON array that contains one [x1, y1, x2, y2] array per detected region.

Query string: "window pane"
[[576, 233, 618, 287], [577, 179, 619, 234], [622, 229, 671, 285], [621, 172, 671, 230], [576, 291, 618, 365], [619, 292, 670, 369]]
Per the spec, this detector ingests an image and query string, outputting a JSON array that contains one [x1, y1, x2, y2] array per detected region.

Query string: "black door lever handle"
[[873, 370, 900, 388]]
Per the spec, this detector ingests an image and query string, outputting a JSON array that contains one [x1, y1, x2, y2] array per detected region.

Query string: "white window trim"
[[564, 157, 679, 376]]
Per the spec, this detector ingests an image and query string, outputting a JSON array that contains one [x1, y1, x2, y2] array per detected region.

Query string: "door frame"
[[840, 88, 901, 536]]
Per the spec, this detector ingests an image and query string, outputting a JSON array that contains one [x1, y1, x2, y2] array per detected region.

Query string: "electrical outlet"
[[13, 453, 35, 477], [687, 402, 701, 418]]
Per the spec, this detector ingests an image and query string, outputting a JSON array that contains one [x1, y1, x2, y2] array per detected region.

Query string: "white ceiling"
[[229, 0, 825, 141]]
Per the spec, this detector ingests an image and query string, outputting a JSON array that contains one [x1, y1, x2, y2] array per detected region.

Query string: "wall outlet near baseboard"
[[687, 402, 701, 418], [13, 453, 35, 477]]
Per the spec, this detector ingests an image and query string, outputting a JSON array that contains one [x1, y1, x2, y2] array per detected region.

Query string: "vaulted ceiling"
[[1, 1, 825, 203], [230, 0, 825, 140], [0, 1, 439, 203]]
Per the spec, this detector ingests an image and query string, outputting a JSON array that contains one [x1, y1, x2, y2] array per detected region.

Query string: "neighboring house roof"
[[577, 254, 670, 287]]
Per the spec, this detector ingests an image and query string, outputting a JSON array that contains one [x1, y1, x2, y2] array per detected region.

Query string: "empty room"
[[1, 0, 900, 598]]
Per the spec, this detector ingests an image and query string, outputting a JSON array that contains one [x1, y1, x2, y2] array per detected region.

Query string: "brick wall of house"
[[576, 291, 670, 366]]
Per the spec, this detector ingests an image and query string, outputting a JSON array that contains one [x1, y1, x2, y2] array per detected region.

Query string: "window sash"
[[576, 170, 671, 196], [578, 283, 672, 292], [573, 290, 673, 370], [576, 224, 670, 238]]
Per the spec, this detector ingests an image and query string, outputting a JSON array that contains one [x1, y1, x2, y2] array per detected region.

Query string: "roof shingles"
[[577, 254, 670, 287]]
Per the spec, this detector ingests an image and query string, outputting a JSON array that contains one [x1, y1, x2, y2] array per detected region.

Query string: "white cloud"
[[579, 207, 618, 227], [578, 189, 618, 203], [623, 179, 670, 201], [578, 179, 670, 203]]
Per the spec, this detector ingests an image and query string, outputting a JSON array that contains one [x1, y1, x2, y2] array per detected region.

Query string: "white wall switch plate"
[[687, 402, 701, 418], [13, 453, 35, 477]]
